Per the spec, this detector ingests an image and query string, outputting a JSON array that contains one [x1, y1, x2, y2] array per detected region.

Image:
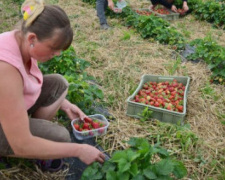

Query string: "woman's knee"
[[56, 126, 71, 142], [30, 118, 71, 142]]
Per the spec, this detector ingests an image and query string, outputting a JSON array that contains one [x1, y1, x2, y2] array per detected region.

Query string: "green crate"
[[126, 75, 190, 124], [134, 8, 179, 21], [149, 8, 180, 21], [134, 8, 153, 16]]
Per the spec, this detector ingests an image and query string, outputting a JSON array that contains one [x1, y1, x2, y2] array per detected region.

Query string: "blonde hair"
[[20, 0, 73, 50]]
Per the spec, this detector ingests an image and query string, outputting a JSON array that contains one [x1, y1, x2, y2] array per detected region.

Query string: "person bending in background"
[[149, 0, 189, 13], [0, 0, 105, 172]]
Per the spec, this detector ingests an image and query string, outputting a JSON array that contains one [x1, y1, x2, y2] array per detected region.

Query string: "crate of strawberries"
[[149, 6, 180, 21], [71, 114, 109, 140], [126, 75, 190, 124], [134, 9, 153, 16]]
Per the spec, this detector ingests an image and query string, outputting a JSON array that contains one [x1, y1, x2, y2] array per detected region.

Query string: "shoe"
[[35, 159, 64, 172], [100, 24, 111, 30]]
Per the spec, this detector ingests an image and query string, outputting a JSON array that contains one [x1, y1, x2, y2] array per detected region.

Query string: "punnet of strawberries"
[[73, 117, 106, 136], [132, 79, 186, 112]]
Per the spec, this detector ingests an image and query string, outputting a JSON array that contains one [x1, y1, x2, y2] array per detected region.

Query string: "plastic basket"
[[71, 114, 109, 140], [126, 75, 190, 124]]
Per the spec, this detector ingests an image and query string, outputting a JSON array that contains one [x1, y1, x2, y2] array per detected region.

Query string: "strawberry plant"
[[39, 46, 104, 114], [175, 0, 225, 29], [81, 137, 187, 180], [187, 36, 225, 84], [193, 1, 225, 29]]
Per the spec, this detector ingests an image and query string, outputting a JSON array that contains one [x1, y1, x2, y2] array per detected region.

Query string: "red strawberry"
[[92, 122, 100, 129], [84, 117, 93, 123], [176, 105, 183, 112], [83, 122, 89, 129], [73, 124, 80, 130]]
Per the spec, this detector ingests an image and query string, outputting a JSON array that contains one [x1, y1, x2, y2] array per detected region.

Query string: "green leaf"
[[127, 149, 140, 162], [143, 167, 157, 179], [156, 147, 169, 158], [156, 175, 173, 180], [102, 161, 116, 173], [111, 151, 127, 162], [81, 162, 103, 180], [118, 172, 130, 180], [132, 174, 145, 180], [106, 170, 118, 180], [129, 163, 139, 177], [118, 158, 131, 173], [172, 160, 187, 179], [155, 159, 174, 176]]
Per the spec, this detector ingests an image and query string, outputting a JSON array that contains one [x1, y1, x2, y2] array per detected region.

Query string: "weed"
[[200, 82, 219, 101], [138, 107, 153, 122], [120, 31, 131, 40], [164, 57, 186, 75]]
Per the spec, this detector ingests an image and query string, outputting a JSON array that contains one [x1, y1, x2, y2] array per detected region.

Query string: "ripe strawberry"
[[84, 117, 93, 123], [83, 123, 90, 129], [154, 102, 160, 107], [91, 121, 100, 129], [74, 124, 80, 130], [176, 105, 183, 112]]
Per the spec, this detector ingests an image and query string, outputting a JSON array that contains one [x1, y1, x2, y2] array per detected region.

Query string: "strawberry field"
[[0, 0, 225, 179]]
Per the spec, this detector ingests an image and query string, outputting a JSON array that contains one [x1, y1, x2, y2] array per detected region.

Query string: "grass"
[[0, 0, 225, 179]]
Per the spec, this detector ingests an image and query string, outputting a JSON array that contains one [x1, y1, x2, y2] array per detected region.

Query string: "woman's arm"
[[0, 61, 104, 164], [60, 99, 86, 121]]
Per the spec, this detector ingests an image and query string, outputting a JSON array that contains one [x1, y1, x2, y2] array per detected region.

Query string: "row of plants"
[[82, 0, 225, 84], [187, 35, 225, 84], [193, 0, 225, 29], [175, 0, 225, 29]]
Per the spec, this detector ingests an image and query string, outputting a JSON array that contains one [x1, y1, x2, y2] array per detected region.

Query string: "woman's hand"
[[171, 5, 178, 13], [78, 144, 105, 165], [108, 0, 114, 10], [182, 2, 189, 12], [60, 99, 86, 121]]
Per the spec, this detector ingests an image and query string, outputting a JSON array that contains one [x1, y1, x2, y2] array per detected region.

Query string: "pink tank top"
[[0, 30, 43, 110]]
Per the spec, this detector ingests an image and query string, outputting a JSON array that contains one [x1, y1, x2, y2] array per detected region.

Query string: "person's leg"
[[104, 0, 108, 11], [96, 0, 108, 26], [29, 118, 71, 143], [28, 74, 71, 142], [28, 74, 69, 120], [0, 74, 71, 169], [0, 118, 71, 156]]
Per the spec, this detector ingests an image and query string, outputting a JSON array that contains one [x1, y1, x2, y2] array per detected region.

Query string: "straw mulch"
[[0, 0, 224, 179]]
